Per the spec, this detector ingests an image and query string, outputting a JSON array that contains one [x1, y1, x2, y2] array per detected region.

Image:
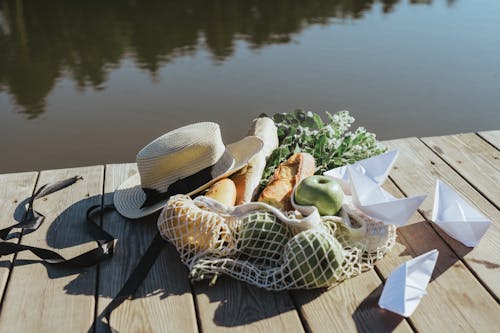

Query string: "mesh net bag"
[[158, 194, 396, 290]]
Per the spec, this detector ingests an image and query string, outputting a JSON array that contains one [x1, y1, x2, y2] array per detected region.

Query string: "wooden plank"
[[292, 271, 412, 333], [194, 276, 304, 333], [478, 130, 500, 150], [295, 176, 500, 332], [0, 166, 104, 332], [96, 164, 198, 333], [421, 133, 500, 208], [0, 172, 38, 304], [384, 137, 500, 297], [376, 180, 500, 331]]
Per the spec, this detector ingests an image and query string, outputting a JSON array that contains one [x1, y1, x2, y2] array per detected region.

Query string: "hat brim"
[[113, 135, 264, 219]]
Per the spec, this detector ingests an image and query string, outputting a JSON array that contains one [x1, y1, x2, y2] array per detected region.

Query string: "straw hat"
[[114, 122, 263, 219]]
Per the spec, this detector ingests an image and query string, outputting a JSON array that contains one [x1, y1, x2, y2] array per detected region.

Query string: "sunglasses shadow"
[[12, 197, 32, 223]]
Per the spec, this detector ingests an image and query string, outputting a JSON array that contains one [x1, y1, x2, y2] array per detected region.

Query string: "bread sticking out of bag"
[[258, 152, 315, 211], [230, 117, 279, 205], [205, 178, 237, 206]]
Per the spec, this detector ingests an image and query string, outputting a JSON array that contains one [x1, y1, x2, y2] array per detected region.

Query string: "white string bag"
[[158, 194, 396, 290]]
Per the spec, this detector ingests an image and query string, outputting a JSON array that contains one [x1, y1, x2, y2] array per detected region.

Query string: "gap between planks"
[[419, 133, 499, 211], [92, 164, 107, 333], [0, 171, 40, 315], [477, 130, 500, 150]]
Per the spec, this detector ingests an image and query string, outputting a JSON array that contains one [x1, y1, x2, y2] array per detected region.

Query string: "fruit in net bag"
[[160, 195, 233, 256], [285, 229, 345, 288], [238, 211, 291, 265]]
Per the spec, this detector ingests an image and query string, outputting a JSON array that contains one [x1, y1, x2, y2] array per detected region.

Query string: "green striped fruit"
[[285, 229, 344, 288], [238, 211, 291, 264]]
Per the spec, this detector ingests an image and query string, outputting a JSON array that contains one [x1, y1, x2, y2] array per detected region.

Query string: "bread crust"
[[205, 178, 237, 206], [231, 167, 251, 204], [231, 117, 278, 204], [258, 153, 315, 211]]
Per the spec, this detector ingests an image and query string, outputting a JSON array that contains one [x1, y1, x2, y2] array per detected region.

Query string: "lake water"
[[0, 0, 499, 173]]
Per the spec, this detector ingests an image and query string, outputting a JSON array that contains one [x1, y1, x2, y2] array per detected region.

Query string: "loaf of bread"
[[205, 178, 237, 206], [231, 117, 278, 205], [258, 153, 315, 211]]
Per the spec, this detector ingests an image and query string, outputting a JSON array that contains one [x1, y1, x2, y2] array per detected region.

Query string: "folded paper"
[[379, 249, 439, 317], [431, 180, 491, 247], [348, 165, 426, 226], [324, 150, 399, 194]]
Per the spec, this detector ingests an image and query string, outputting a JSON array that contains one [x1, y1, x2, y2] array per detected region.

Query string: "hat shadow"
[[41, 192, 188, 299]]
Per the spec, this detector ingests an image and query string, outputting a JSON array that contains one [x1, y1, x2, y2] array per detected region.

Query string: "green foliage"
[[260, 110, 387, 186]]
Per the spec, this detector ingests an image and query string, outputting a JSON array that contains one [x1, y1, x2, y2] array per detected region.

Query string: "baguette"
[[258, 153, 315, 211], [231, 117, 278, 204], [205, 178, 237, 206]]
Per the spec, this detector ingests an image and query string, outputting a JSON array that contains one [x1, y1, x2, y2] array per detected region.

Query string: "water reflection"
[[0, 0, 456, 118]]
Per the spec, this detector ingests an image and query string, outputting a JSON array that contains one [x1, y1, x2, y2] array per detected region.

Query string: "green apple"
[[294, 175, 344, 216]]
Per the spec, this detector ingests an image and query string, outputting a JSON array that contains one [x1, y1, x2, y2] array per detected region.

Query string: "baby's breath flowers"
[[260, 110, 387, 186]]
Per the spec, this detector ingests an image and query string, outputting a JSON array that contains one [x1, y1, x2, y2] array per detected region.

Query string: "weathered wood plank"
[[292, 271, 412, 333], [194, 276, 304, 333], [0, 166, 103, 332], [0, 130, 497, 332], [376, 180, 500, 331], [0, 172, 38, 305], [385, 138, 500, 297], [421, 133, 500, 208], [478, 130, 500, 150], [96, 164, 198, 333]]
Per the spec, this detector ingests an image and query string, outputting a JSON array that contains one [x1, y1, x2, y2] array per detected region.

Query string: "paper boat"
[[324, 150, 399, 194], [348, 165, 426, 226], [431, 180, 491, 247], [379, 249, 439, 317]]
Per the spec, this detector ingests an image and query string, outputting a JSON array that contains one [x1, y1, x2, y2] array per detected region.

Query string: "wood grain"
[[194, 276, 304, 333], [0, 166, 103, 332], [0, 172, 38, 305], [96, 163, 198, 333], [292, 271, 412, 333], [0, 131, 498, 332], [421, 133, 500, 208], [376, 180, 500, 331], [478, 130, 500, 150], [384, 137, 500, 297]]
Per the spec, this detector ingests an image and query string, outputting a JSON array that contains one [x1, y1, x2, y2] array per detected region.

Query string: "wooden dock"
[[0, 131, 498, 332]]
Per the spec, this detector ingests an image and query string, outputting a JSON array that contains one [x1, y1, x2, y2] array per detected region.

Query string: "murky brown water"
[[0, 0, 499, 173]]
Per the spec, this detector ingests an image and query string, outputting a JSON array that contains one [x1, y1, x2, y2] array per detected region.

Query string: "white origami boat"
[[348, 165, 426, 226], [324, 150, 399, 194], [379, 249, 439, 317], [432, 180, 491, 247]]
